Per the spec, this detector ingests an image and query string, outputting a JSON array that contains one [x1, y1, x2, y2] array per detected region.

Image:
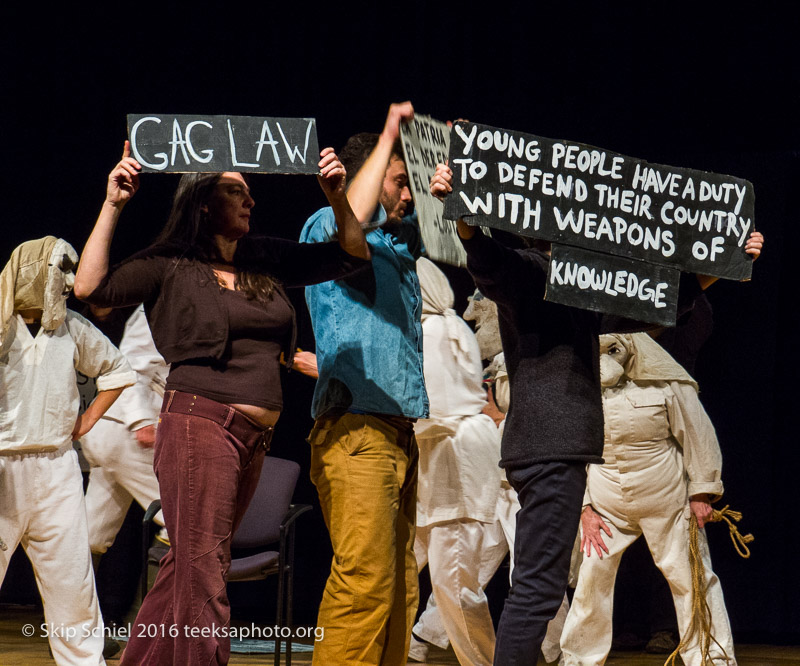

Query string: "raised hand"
[[106, 140, 141, 208], [382, 101, 415, 142], [430, 163, 453, 201], [745, 230, 764, 260], [317, 147, 347, 202]]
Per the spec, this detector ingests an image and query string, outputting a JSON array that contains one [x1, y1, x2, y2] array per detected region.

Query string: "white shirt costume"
[[407, 259, 504, 665], [0, 237, 134, 665], [82, 304, 168, 554], [561, 333, 735, 666], [0, 312, 134, 453]]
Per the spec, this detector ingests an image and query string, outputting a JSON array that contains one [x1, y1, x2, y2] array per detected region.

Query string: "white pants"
[[414, 510, 568, 665], [82, 417, 163, 554], [413, 519, 507, 665], [0, 446, 105, 665], [496, 481, 519, 579], [561, 452, 735, 665]]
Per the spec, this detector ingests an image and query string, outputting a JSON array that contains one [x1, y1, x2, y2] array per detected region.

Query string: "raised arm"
[[74, 141, 141, 299], [346, 102, 414, 224], [316, 148, 370, 260]]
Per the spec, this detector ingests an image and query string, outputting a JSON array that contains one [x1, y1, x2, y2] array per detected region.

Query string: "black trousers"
[[494, 461, 587, 665]]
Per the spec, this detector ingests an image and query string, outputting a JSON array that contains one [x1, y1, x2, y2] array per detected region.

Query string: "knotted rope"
[[712, 505, 754, 559], [665, 506, 753, 666]]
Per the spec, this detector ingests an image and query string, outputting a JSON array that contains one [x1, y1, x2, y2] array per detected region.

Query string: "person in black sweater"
[[430, 163, 763, 665]]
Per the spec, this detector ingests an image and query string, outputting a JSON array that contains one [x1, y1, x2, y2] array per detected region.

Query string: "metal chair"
[[141, 456, 311, 665]]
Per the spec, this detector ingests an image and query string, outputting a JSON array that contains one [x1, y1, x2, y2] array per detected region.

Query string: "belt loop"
[[262, 426, 274, 452], [164, 390, 176, 412], [223, 407, 234, 429]]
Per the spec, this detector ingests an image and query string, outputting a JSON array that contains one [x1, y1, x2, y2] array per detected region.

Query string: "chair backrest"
[[232, 456, 301, 549]]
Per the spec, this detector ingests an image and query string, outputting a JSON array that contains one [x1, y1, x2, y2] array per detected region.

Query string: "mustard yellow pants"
[[309, 412, 419, 666]]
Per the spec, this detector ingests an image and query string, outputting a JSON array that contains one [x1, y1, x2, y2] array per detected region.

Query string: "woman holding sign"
[[74, 141, 370, 665]]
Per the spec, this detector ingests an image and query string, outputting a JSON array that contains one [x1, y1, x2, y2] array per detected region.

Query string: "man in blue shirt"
[[300, 102, 429, 666]]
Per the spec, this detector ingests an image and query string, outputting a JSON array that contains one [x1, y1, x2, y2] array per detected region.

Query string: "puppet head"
[[417, 257, 454, 316], [1, 237, 78, 344], [599, 332, 699, 391], [599, 334, 633, 387], [463, 289, 502, 360]]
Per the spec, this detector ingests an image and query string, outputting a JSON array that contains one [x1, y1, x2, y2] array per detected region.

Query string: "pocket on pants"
[[307, 414, 369, 457], [307, 421, 332, 448]]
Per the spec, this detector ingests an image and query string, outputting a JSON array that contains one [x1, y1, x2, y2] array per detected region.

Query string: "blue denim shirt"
[[300, 206, 429, 420]]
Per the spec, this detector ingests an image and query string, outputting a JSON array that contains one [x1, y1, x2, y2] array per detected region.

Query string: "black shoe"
[[645, 630, 679, 654], [611, 631, 646, 651], [103, 637, 122, 659]]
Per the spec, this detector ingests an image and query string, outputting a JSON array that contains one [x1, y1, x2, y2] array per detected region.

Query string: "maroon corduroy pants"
[[121, 391, 270, 666]]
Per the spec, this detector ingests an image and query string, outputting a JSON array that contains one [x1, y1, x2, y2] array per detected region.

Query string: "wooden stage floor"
[[2, 605, 799, 665]]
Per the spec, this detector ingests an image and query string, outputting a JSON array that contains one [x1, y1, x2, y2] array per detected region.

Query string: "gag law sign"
[[127, 114, 320, 174]]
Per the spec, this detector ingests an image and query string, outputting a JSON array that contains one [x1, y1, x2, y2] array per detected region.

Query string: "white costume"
[[0, 237, 135, 666], [82, 304, 167, 554], [483, 351, 519, 574], [561, 333, 735, 665], [410, 259, 506, 666]]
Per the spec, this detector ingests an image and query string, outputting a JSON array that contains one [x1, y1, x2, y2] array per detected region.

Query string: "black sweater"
[[461, 231, 700, 469]]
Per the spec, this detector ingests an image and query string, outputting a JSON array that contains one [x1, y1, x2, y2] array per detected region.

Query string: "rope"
[[664, 506, 753, 666], [712, 505, 754, 559]]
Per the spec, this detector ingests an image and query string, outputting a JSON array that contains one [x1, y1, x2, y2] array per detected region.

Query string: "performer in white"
[[463, 291, 519, 572], [408, 258, 507, 665], [0, 237, 135, 665], [82, 304, 168, 558], [561, 332, 736, 665]]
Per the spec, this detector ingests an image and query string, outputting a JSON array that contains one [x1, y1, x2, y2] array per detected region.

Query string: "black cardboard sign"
[[127, 114, 319, 174], [443, 121, 754, 281], [400, 115, 467, 266], [546, 245, 680, 327]]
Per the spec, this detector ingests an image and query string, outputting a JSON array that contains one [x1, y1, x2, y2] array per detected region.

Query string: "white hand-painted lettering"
[[185, 121, 213, 163], [227, 119, 259, 168], [130, 117, 169, 171], [276, 120, 313, 165], [169, 118, 191, 166], [255, 121, 281, 166]]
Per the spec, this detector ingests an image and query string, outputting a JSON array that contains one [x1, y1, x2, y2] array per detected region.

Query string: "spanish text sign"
[[443, 121, 754, 281], [127, 114, 319, 174], [546, 245, 680, 327], [400, 115, 467, 266]]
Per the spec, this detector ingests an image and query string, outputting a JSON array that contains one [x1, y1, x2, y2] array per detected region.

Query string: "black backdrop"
[[3, 2, 798, 643]]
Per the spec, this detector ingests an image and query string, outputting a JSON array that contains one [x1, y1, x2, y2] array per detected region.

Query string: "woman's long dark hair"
[[154, 173, 278, 302]]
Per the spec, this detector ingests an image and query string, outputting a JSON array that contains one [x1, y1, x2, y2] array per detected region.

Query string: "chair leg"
[[274, 582, 282, 666], [275, 547, 286, 666], [140, 523, 150, 602], [285, 563, 294, 666], [286, 523, 297, 666]]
